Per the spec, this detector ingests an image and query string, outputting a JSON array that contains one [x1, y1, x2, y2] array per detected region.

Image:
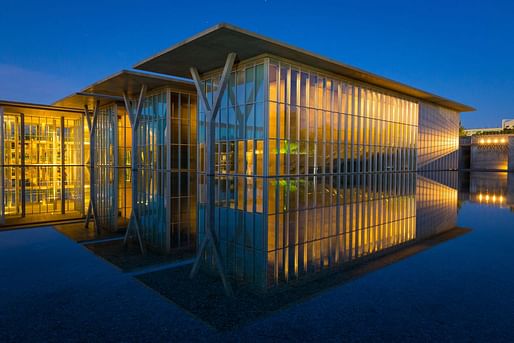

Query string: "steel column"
[[189, 52, 236, 296], [123, 85, 147, 254], [61, 116, 65, 214], [20, 113, 26, 217], [84, 101, 100, 232], [80, 113, 85, 216]]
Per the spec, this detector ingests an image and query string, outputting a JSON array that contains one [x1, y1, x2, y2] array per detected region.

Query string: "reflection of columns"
[[84, 101, 100, 232], [123, 85, 147, 254], [0, 106, 4, 224], [189, 53, 236, 296]]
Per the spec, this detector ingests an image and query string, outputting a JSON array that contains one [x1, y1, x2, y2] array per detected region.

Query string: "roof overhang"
[[134, 23, 474, 112], [53, 69, 194, 108], [0, 100, 83, 117]]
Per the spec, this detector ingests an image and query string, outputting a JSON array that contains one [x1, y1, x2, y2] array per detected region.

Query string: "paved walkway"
[[0, 227, 212, 342]]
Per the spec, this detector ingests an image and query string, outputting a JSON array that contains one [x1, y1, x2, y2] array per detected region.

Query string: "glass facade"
[[133, 89, 197, 252], [89, 103, 132, 232], [0, 108, 85, 223], [417, 102, 459, 171], [0, 57, 463, 290], [92, 104, 119, 230], [196, 56, 460, 290]]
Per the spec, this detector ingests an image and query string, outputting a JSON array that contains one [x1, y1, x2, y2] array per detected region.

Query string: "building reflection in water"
[[459, 171, 514, 210], [199, 172, 459, 291]]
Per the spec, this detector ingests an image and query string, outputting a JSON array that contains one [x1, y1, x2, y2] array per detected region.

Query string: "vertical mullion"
[[20, 112, 26, 217], [80, 113, 85, 216], [112, 105, 119, 230], [61, 116, 65, 214]]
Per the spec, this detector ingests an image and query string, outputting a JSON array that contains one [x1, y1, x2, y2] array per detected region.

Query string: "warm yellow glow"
[[477, 192, 505, 205], [478, 137, 508, 144]]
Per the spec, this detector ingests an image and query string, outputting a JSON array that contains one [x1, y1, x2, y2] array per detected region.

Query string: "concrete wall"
[[469, 135, 513, 171], [459, 136, 471, 170]]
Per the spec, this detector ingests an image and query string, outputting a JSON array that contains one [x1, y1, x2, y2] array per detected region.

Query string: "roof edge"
[[134, 23, 474, 113]]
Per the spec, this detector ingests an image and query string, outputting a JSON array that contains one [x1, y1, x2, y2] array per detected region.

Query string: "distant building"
[[502, 119, 514, 130], [459, 134, 514, 171], [463, 118, 514, 136], [463, 127, 502, 136]]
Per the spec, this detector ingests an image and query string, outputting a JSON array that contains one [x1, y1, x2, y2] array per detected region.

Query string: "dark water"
[[228, 171, 514, 340], [2, 171, 514, 341], [137, 171, 514, 337]]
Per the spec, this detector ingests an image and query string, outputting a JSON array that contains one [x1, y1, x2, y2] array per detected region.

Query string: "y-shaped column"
[[123, 85, 147, 254], [189, 53, 236, 296], [84, 100, 100, 232]]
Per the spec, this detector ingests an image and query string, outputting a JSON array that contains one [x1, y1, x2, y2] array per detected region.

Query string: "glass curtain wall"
[[91, 103, 132, 231], [93, 104, 118, 230], [197, 60, 266, 285], [1, 109, 84, 222], [169, 91, 197, 251], [117, 106, 132, 225], [198, 57, 421, 290], [417, 102, 459, 171], [135, 89, 197, 253]]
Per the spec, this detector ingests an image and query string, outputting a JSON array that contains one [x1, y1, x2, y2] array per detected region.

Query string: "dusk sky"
[[1, 0, 513, 128]]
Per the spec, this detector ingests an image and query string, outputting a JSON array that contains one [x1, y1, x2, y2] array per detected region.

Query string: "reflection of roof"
[[53, 70, 194, 108], [134, 23, 474, 112], [0, 99, 83, 117]]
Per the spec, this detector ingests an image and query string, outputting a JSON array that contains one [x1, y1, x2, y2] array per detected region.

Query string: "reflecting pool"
[[138, 171, 514, 335], [197, 171, 467, 291]]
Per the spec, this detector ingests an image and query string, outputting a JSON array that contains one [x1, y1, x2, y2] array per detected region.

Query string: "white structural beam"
[[84, 101, 101, 232], [189, 52, 236, 296], [122, 84, 147, 254]]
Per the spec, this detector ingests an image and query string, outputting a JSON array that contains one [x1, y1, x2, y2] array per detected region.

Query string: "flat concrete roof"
[[53, 69, 194, 108], [0, 99, 84, 117], [134, 23, 474, 112]]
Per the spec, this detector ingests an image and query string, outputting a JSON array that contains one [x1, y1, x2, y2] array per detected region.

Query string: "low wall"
[[468, 135, 513, 171]]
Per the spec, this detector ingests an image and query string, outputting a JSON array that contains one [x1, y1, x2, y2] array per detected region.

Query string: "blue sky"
[[1, 0, 513, 128]]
